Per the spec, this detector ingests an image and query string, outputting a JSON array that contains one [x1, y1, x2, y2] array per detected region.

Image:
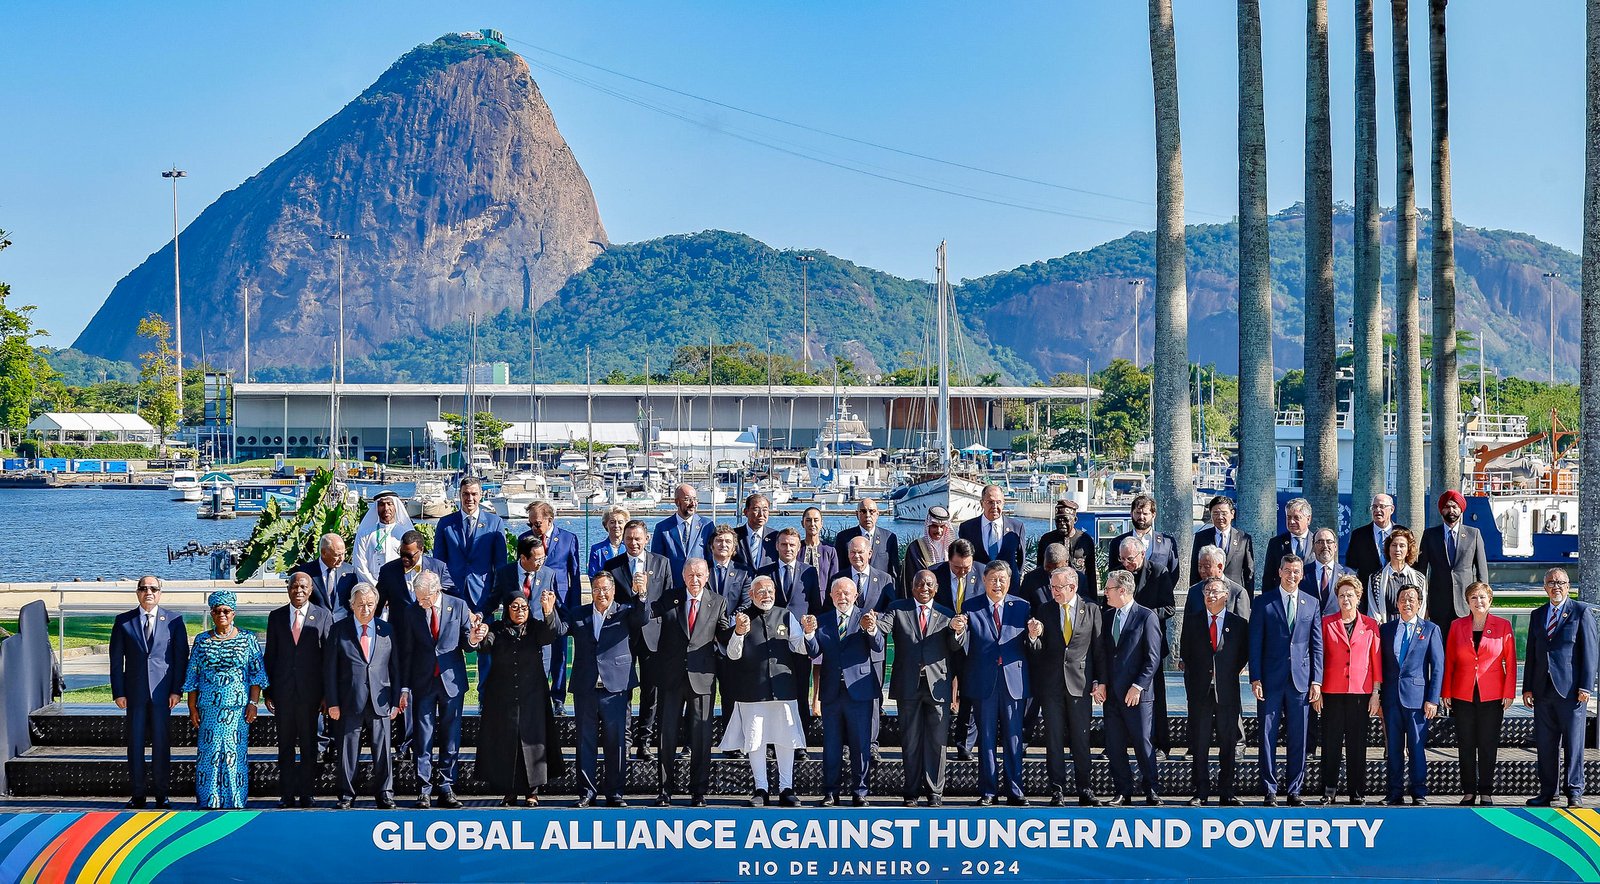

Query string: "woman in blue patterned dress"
[[183, 590, 268, 809]]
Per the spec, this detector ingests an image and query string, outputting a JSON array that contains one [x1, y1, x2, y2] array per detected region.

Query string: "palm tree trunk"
[[1428, 0, 1460, 521], [1580, 0, 1600, 602], [1352, 0, 1384, 519], [1393, 0, 1426, 532], [1237, 0, 1274, 589], [1148, 0, 1194, 576], [1303, 0, 1340, 531]]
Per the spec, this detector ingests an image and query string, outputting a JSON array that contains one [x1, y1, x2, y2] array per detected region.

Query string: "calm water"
[[0, 487, 1054, 582]]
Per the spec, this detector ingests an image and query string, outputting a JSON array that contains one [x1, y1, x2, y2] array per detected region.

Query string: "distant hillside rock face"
[[73, 33, 607, 369]]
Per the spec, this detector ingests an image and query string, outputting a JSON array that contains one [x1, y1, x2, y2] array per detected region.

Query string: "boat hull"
[[892, 475, 985, 523]]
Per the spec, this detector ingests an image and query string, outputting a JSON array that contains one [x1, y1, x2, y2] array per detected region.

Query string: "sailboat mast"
[[936, 241, 952, 471], [708, 332, 717, 523], [586, 346, 594, 473]]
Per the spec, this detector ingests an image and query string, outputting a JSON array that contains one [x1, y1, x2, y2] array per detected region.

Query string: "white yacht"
[[168, 470, 202, 502]]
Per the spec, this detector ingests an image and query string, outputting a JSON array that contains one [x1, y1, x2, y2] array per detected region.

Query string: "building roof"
[[25, 412, 156, 433], [235, 382, 1100, 401]]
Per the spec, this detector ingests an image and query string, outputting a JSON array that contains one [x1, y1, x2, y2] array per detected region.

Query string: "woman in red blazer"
[[1442, 581, 1517, 806], [1316, 575, 1383, 804]]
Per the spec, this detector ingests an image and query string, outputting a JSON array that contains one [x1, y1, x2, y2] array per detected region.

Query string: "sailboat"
[[890, 242, 985, 523]]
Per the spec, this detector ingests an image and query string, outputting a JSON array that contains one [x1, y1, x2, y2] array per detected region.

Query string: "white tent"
[[25, 412, 157, 444]]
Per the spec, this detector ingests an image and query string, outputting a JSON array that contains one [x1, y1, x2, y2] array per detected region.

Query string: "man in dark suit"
[[1038, 499, 1097, 600], [491, 534, 568, 712], [324, 583, 408, 809], [1378, 585, 1444, 805], [1416, 490, 1490, 636], [652, 483, 714, 590], [375, 530, 454, 622], [557, 573, 646, 807], [1191, 495, 1254, 594], [290, 533, 357, 619], [1248, 555, 1324, 806], [264, 572, 333, 808], [1024, 567, 1106, 806], [1098, 569, 1163, 806], [1184, 545, 1252, 620], [734, 493, 779, 572], [834, 497, 899, 586], [110, 576, 188, 809], [519, 500, 582, 608], [1344, 493, 1401, 591], [606, 519, 673, 762], [959, 484, 1027, 592], [1262, 497, 1315, 596], [1524, 568, 1599, 808], [761, 529, 822, 616], [652, 558, 727, 806], [1181, 577, 1249, 806], [932, 540, 986, 613], [880, 569, 964, 806], [1303, 528, 1354, 615], [953, 562, 1032, 806], [814, 577, 885, 807], [434, 477, 508, 617], [1116, 534, 1177, 755], [1020, 543, 1069, 609], [708, 525, 756, 613], [839, 535, 897, 613], [397, 571, 474, 808]]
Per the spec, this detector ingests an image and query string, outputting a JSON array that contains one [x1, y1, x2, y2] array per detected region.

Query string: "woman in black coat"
[[468, 592, 565, 805]]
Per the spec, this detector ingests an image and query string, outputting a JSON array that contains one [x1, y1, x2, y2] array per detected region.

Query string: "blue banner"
[[3, 807, 1600, 883]]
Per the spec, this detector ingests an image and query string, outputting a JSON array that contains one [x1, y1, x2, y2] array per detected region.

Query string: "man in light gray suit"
[[1416, 490, 1489, 637], [880, 569, 966, 807]]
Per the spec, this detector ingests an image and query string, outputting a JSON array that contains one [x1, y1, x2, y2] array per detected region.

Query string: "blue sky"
[[0, 2, 1586, 346]]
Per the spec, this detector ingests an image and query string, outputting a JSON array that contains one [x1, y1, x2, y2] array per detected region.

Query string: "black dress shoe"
[[152, 799, 172, 810], [748, 789, 769, 807], [416, 794, 432, 809], [1186, 797, 1204, 807], [726, 748, 746, 759], [1322, 792, 1338, 805], [1412, 796, 1428, 806], [440, 792, 462, 809], [1078, 794, 1100, 807], [275, 798, 295, 809], [1145, 793, 1161, 806], [977, 796, 996, 807], [576, 795, 594, 808], [929, 796, 944, 807], [611, 798, 629, 808], [656, 794, 673, 807], [1285, 794, 1305, 807], [335, 799, 353, 810], [126, 798, 148, 809], [1007, 795, 1029, 807], [1048, 795, 1065, 807], [903, 798, 918, 807], [820, 794, 838, 807], [501, 797, 517, 807], [1221, 797, 1243, 807], [1110, 795, 1135, 807], [1527, 795, 1554, 807], [780, 789, 800, 807], [1384, 797, 1406, 806], [795, 748, 809, 761], [955, 748, 973, 762], [870, 746, 881, 763], [1262, 795, 1278, 807], [636, 747, 655, 762], [852, 795, 867, 807], [1478, 796, 1495, 806], [1459, 794, 1477, 806], [376, 798, 397, 810], [299, 797, 314, 809], [1570, 796, 1585, 808], [691, 795, 708, 807]]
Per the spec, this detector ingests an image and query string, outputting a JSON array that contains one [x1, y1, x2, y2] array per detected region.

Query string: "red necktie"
[[523, 573, 532, 598], [1209, 615, 1219, 651], [688, 597, 699, 631], [993, 604, 1003, 665], [430, 607, 441, 676], [360, 624, 371, 660], [291, 608, 302, 644]]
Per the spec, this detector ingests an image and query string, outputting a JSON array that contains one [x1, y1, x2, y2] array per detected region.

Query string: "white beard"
[[753, 600, 775, 612]]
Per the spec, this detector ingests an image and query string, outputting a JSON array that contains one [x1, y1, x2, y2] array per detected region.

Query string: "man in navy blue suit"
[[652, 483, 714, 590], [398, 572, 475, 808], [1249, 555, 1324, 806], [492, 534, 569, 711], [375, 531, 454, 621], [734, 493, 779, 572], [834, 498, 899, 586], [814, 576, 884, 807], [1096, 569, 1163, 806], [606, 519, 673, 762], [110, 576, 189, 809], [556, 573, 646, 807], [519, 500, 581, 603], [434, 477, 507, 617], [953, 561, 1032, 806], [958, 484, 1027, 592], [708, 526, 756, 613], [762, 529, 821, 617], [289, 533, 357, 619], [1524, 568, 1599, 808], [1378, 585, 1444, 805], [325, 584, 408, 809], [840, 535, 897, 613]]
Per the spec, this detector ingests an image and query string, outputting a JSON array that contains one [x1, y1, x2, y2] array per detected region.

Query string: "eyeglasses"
[[137, 586, 160, 593], [1546, 580, 1571, 587]]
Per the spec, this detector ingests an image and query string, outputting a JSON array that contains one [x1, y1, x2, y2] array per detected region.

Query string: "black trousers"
[[275, 699, 321, 801], [1188, 687, 1242, 800], [657, 684, 716, 796], [1455, 696, 1506, 795], [634, 651, 658, 748], [1040, 693, 1096, 797], [1319, 693, 1371, 799], [898, 691, 950, 800]]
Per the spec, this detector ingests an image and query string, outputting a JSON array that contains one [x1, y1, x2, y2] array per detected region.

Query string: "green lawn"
[[1, 615, 269, 652], [220, 457, 330, 470]]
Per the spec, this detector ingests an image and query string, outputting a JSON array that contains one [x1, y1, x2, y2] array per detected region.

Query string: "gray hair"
[[350, 582, 378, 602], [1049, 566, 1079, 586], [1118, 536, 1142, 557], [1104, 570, 1136, 594], [1285, 497, 1312, 518], [413, 571, 443, 597], [1197, 544, 1225, 567], [319, 532, 344, 552], [1043, 542, 1068, 566]]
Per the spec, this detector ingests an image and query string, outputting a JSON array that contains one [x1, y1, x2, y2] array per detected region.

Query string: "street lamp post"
[[327, 232, 350, 470], [1127, 279, 1145, 369], [1543, 271, 1561, 385], [797, 255, 815, 374], [161, 167, 187, 407]]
